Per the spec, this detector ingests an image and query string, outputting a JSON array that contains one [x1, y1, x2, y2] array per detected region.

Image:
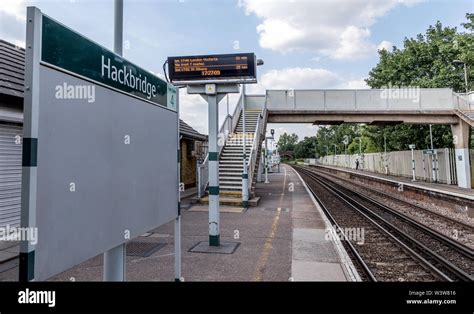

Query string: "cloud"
[[247, 67, 366, 93], [179, 89, 209, 134], [239, 0, 421, 60], [0, 0, 28, 47], [341, 79, 369, 89], [377, 40, 394, 52]]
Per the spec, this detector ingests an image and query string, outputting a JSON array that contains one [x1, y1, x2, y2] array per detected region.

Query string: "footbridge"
[[198, 88, 473, 206]]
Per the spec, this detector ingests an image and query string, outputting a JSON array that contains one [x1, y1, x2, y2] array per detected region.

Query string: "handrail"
[[453, 92, 471, 113], [230, 94, 244, 137], [247, 108, 266, 194]]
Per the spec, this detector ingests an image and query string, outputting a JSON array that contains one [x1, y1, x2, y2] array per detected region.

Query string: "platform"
[[0, 165, 355, 282], [313, 164, 474, 200]]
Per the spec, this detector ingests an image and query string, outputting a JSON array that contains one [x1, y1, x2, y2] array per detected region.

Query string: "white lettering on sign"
[[101, 55, 157, 100]]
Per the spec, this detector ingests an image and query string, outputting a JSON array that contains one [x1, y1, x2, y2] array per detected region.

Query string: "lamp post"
[[453, 60, 469, 93], [357, 137, 363, 170], [429, 124, 438, 182], [409, 144, 416, 181], [384, 134, 388, 174]]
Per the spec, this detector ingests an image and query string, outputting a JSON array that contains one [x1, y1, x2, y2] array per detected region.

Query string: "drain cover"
[[126, 241, 166, 257]]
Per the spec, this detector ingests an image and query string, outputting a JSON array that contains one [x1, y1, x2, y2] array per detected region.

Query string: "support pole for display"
[[188, 83, 240, 247], [207, 90, 220, 246], [242, 85, 249, 209]]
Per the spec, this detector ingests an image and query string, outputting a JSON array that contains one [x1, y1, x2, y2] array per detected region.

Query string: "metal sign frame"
[[20, 7, 179, 281], [168, 53, 257, 85]]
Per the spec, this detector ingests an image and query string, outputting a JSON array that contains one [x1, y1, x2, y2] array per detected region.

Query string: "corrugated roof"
[[0, 39, 207, 141], [0, 40, 25, 99]]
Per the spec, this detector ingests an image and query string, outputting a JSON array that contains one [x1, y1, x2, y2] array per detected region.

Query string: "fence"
[[319, 148, 459, 185]]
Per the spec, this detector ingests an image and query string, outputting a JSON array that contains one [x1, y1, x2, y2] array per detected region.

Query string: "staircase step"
[[220, 181, 243, 186], [219, 177, 242, 182], [219, 175, 242, 179], [220, 156, 247, 159], [220, 185, 242, 190]]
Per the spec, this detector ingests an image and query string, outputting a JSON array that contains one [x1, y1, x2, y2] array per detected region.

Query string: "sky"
[[0, 0, 472, 142]]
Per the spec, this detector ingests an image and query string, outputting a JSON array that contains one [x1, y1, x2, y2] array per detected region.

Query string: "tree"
[[294, 136, 318, 158], [364, 14, 474, 151], [277, 132, 299, 152]]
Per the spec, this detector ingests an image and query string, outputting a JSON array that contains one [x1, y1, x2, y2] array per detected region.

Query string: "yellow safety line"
[[252, 166, 287, 281]]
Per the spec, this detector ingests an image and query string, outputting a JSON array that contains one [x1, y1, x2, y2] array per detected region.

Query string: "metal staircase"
[[219, 110, 261, 195], [197, 93, 266, 206], [453, 92, 474, 127]]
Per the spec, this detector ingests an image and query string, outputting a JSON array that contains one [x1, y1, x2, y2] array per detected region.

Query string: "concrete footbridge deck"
[[233, 89, 473, 189], [264, 88, 471, 125]]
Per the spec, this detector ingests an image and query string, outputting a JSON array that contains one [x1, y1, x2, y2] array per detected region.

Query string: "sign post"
[[174, 88, 181, 281], [186, 84, 240, 247], [168, 53, 257, 247], [242, 84, 249, 209], [103, 0, 126, 283]]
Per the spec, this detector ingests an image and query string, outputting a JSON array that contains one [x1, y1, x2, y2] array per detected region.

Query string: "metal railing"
[[247, 108, 266, 194], [453, 92, 472, 113]]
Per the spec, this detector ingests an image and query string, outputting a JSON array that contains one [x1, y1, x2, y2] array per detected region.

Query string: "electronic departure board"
[[167, 53, 257, 84]]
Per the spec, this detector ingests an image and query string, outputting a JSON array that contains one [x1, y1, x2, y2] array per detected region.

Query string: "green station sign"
[[41, 15, 175, 109]]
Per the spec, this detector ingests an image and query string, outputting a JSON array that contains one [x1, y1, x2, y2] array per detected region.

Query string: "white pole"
[[264, 137, 269, 183], [207, 89, 220, 246], [384, 134, 388, 174], [104, 0, 126, 282], [242, 85, 249, 208], [175, 90, 181, 282], [411, 147, 416, 181], [429, 124, 437, 182]]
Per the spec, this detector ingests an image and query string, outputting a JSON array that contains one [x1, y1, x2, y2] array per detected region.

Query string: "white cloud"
[[0, 0, 28, 47], [341, 79, 369, 89], [377, 40, 394, 52], [179, 89, 208, 134], [239, 0, 421, 60], [247, 67, 340, 94], [330, 26, 374, 60], [247, 67, 366, 94], [0, 0, 27, 19]]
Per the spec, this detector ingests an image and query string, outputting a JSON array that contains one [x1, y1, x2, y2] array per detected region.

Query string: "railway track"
[[293, 165, 474, 282], [310, 165, 474, 239]]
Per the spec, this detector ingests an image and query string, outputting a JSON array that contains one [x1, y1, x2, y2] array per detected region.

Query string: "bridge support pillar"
[[451, 119, 471, 189]]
